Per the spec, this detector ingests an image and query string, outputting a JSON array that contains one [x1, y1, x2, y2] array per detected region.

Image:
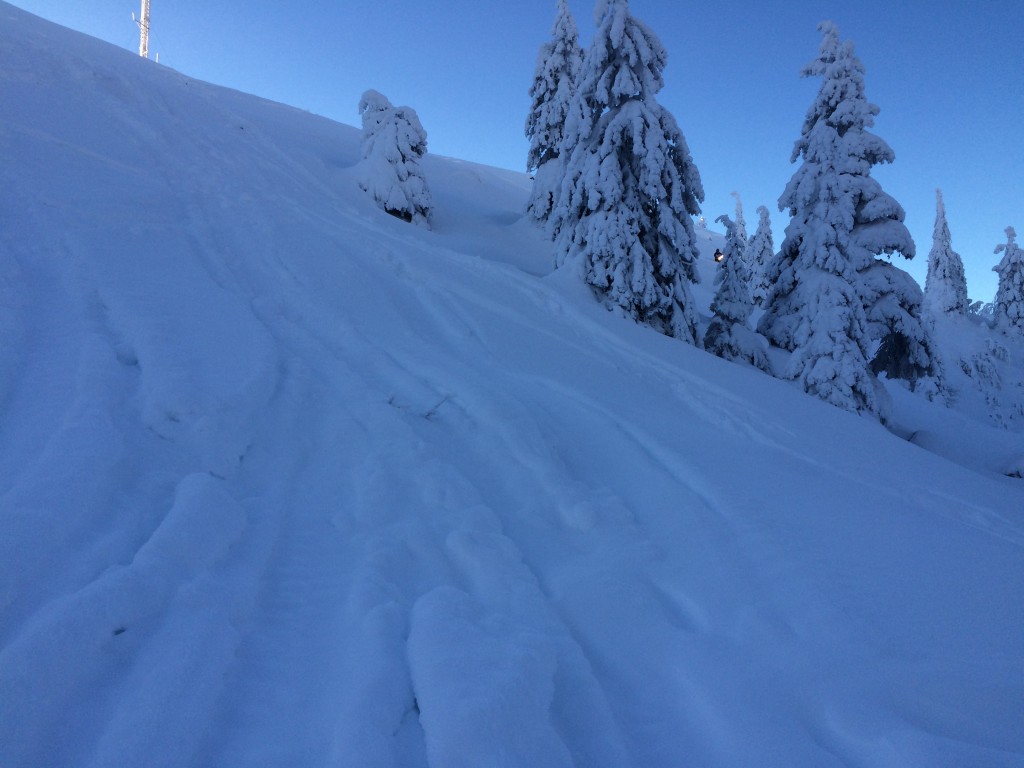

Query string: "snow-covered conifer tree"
[[357, 90, 432, 227], [525, 0, 583, 224], [729, 192, 753, 278], [759, 22, 918, 416], [731, 192, 748, 244], [704, 215, 770, 371], [994, 226, 1024, 334], [551, 0, 705, 343], [747, 205, 774, 306], [923, 189, 969, 317]]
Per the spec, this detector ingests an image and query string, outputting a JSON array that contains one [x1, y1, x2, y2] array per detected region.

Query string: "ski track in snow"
[[1, 6, 1023, 767]]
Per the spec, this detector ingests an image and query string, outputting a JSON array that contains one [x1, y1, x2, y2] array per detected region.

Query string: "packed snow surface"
[[0, 5, 1021, 767]]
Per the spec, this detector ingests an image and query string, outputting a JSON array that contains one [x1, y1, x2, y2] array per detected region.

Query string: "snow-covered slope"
[[1, 5, 1022, 767]]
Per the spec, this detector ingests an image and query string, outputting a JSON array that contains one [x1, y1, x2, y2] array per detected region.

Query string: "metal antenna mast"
[[136, 0, 151, 58]]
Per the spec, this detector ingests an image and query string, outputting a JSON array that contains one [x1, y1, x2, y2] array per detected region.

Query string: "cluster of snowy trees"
[[922, 189, 1024, 340], [912, 190, 1024, 428], [354, 2, 1024, 423], [697, 194, 769, 371], [525, 5, 948, 419], [704, 205, 769, 373]]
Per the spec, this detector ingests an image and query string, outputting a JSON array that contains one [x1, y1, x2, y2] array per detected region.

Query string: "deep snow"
[[0, 5, 1022, 767]]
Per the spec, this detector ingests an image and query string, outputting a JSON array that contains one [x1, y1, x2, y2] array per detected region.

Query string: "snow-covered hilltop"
[[0, 4, 1022, 767]]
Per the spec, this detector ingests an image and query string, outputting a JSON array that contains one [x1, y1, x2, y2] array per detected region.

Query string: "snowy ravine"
[[1, 5, 1022, 767]]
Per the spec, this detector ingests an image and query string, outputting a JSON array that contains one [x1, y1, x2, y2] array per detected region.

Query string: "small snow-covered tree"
[[747, 205, 774, 306], [760, 22, 918, 416], [525, 0, 583, 224], [704, 215, 770, 371], [551, 0, 705, 343], [993, 226, 1024, 334], [923, 189, 969, 317], [357, 90, 432, 227]]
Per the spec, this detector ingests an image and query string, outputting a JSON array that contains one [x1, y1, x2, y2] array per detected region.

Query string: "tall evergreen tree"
[[994, 226, 1024, 334], [551, 0, 705, 343], [759, 22, 919, 416], [923, 189, 969, 317], [731, 192, 748, 243], [357, 90, 432, 227], [729, 192, 752, 276], [704, 215, 770, 371], [747, 205, 774, 306], [525, 0, 583, 224]]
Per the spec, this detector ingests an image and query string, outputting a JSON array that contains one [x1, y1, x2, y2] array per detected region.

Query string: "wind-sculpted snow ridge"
[[0, 4, 1022, 767]]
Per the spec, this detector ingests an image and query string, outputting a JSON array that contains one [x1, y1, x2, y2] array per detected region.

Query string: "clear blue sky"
[[11, 0, 1022, 301]]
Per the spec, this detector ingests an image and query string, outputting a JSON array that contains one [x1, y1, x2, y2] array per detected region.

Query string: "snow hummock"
[[0, 5, 1022, 767]]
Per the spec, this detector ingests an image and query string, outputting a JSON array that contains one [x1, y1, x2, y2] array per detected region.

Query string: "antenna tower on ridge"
[[136, 0, 151, 58]]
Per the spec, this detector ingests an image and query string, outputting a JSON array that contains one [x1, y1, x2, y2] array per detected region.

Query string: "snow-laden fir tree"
[[731, 191, 748, 243], [733, 192, 749, 243], [923, 189, 969, 317], [525, 0, 583, 224], [704, 214, 771, 371], [357, 90, 432, 227], [550, 0, 705, 343], [759, 22, 920, 416], [747, 205, 774, 306], [729, 192, 753, 279], [993, 226, 1024, 334]]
